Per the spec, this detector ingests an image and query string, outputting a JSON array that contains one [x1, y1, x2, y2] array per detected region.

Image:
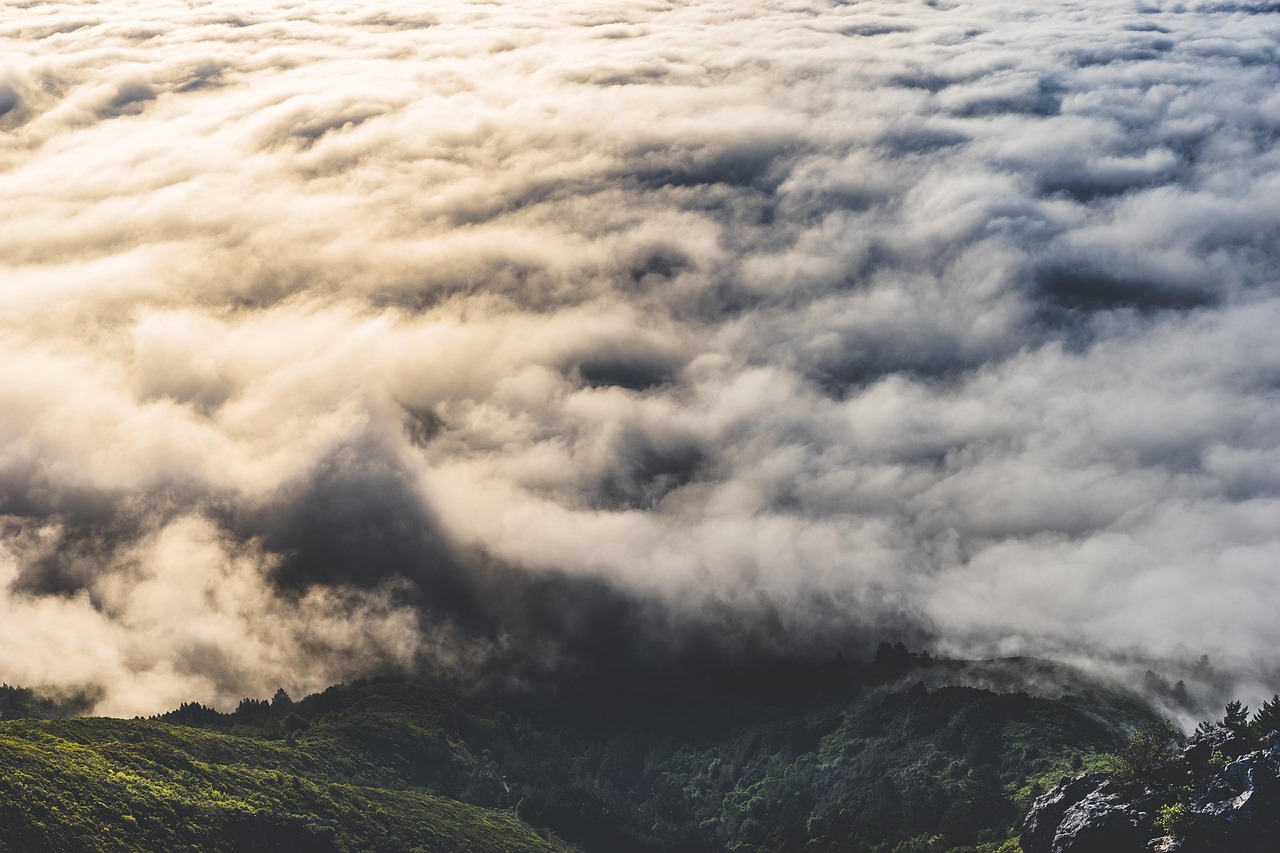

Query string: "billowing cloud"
[[1, 0, 1277, 715]]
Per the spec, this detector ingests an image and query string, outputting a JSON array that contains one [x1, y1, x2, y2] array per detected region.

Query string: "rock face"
[[1021, 772, 1108, 853], [1049, 786, 1149, 853], [1022, 776, 1167, 853], [1182, 727, 1251, 773], [1186, 749, 1280, 851], [1022, 731, 1280, 853]]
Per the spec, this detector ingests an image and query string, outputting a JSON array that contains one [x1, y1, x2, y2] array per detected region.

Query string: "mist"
[[1, 0, 1277, 716]]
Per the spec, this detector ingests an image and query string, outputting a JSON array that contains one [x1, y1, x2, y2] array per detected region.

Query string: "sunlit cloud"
[[2, 0, 1278, 714]]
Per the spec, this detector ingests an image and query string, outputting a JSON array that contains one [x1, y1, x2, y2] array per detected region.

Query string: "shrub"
[[1109, 720, 1184, 793], [1156, 802, 1188, 837]]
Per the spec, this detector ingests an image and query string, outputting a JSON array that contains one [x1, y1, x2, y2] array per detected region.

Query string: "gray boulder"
[[1022, 773, 1109, 853], [1050, 786, 1150, 853], [1182, 727, 1251, 774], [1022, 773, 1164, 853], [1185, 750, 1280, 851]]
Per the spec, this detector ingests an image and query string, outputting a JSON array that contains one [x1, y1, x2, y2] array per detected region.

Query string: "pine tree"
[[1251, 695, 1280, 738], [1222, 700, 1250, 735]]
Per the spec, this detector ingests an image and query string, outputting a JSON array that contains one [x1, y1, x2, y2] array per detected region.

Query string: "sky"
[[1, 0, 1278, 716]]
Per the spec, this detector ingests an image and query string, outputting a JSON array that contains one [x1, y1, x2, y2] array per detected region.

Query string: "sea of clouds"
[[1, 0, 1278, 715]]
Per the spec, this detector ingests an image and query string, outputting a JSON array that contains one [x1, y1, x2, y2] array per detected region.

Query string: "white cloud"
[[2, 0, 1278, 712]]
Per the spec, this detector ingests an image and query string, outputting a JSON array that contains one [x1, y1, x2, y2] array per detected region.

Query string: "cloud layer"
[[1, 0, 1278, 714]]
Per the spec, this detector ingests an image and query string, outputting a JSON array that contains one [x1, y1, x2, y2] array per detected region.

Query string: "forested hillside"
[[0, 653, 1159, 853], [0, 714, 572, 853]]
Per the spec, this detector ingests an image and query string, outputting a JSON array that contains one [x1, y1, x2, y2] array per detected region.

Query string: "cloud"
[[0, 514, 420, 716], [1, 0, 1278, 714]]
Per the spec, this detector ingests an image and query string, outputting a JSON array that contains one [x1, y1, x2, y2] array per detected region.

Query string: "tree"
[[1252, 695, 1280, 738], [1110, 720, 1184, 793], [1222, 701, 1250, 735], [282, 711, 308, 735]]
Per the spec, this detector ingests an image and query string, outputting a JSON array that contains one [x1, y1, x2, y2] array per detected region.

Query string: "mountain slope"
[[0, 715, 572, 853], [0, 656, 1160, 853]]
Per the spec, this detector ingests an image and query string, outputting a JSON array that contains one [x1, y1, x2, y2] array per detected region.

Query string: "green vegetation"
[[0, 655, 1158, 853], [1249, 695, 1280, 739], [1155, 802, 1188, 838], [0, 708, 571, 853], [1107, 719, 1185, 794]]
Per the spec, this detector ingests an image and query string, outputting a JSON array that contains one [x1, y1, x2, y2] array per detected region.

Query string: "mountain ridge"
[[0, 652, 1168, 853]]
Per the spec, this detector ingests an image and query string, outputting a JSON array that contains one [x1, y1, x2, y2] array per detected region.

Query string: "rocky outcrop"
[[1048, 785, 1149, 852], [1184, 748, 1280, 850], [1021, 772, 1107, 853], [1022, 731, 1280, 853], [1022, 777, 1170, 853], [1182, 727, 1251, 773]]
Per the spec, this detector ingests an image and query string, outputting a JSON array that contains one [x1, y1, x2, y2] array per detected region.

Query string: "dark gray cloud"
[[1, 0, 1278, 715]]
